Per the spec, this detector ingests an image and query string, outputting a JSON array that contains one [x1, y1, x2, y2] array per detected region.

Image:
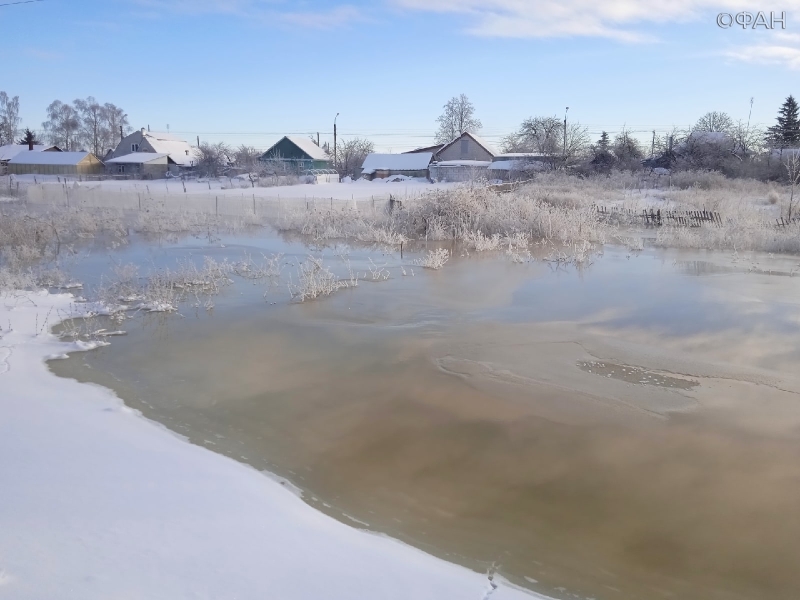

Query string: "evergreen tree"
[[16, 128, 41, 146], [767, 95, 800, 148], [596, 131, 610, 152]]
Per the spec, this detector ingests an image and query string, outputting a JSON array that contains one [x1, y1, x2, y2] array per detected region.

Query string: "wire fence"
[[24, 183, 396, 218]]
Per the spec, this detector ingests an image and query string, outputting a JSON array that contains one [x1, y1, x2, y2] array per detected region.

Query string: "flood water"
[[49, 229, 800, 600]]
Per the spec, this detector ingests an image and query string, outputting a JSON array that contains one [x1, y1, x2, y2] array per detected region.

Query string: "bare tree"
[[42, 100, 80, 150], [233, 145, 262, 171], [693, 111, 735, 134], [0, 91, 21, 146], [503, 115, 589, 168], [612, 128, 644, 170], [74, 97, 105, 157], [197, 142, 231, 177], [434, 94, 482, 145], [784, 153, 800, 221], [100, 103, 130, 155], [334, 137, 374, 178]]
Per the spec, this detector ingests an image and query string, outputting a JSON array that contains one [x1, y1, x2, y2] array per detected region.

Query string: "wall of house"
[[429, 164, 489, 182], [107, 131, 146, 160], [438, 138, 494, 162], [368, 169, 429, 180], [8, 161, 103, 176]]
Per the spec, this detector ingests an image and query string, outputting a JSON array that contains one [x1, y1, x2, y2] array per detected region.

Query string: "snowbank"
[[0, 290, 540, 600]]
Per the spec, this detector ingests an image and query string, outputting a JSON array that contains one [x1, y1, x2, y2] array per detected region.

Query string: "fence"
[[596, 205, 723, 227], [24, 182, 394, 218]]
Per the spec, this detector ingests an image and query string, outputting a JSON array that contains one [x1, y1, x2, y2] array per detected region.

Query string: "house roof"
[[361, 152, 433, 174], [403, 143, 445, 155], [433, 160, 491, 167], [105, 152, 169, 164], [284, 136, 330, 161], [8, 151, 96, 165], [143, 133, 199, 166], [438, 132, 497, 157], [0, 144, 59, 161]]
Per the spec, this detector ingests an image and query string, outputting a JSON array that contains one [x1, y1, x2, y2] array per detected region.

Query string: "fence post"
[[216, 196, 218, 216]]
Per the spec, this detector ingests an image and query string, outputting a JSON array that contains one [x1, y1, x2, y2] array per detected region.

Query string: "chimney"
[[28, 138, 34, 151]]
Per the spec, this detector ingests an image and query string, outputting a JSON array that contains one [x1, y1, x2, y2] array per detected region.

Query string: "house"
[[429, 160, 492, 183], [259, 136, 332, 172], [108, 129, 199, 172], [0, 143, 61, 175], [360, 152, 433, 181], [488, 153, 551, 181], [436, 132, 496, 162], [104, 153, 174, 178], [7, 151, 104, 176], [403, 133, 496, 163], [404, 143, 445, 156]]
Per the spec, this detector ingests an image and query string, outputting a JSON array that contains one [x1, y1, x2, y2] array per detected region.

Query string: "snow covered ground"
[[0, 290, 541, 600], [6, 173, 457, 201]]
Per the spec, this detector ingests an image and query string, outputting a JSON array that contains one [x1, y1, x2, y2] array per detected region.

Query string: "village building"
[[108, 129, 199, 172], [7, 151, 104, 176], [104, 153, 175, 178], [0, 143, 61, 175], [360, 152, 433, 180], [259, 136, 333, 173]]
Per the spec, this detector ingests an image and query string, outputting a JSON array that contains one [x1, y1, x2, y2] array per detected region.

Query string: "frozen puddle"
[[578, 360, 699, 390]]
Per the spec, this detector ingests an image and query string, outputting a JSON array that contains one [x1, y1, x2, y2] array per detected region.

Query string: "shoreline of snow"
[[0, 290, 545, 600]]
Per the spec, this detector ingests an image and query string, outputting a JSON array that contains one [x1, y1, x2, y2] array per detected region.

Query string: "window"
[[131, 143, 139, 152], [460, 139, 469, 158]]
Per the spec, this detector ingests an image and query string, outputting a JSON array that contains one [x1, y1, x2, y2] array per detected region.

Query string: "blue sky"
[[4, 0, 800, 152]]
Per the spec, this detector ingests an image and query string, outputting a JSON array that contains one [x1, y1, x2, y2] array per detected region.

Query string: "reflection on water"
[[50, 236, 800, 600]]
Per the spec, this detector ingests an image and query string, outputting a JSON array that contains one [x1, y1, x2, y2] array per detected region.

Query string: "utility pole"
[[651, 130, 656, 158], [334, 112, 340, 169], [563, 107, 569, 169], [317, 132, 320, 146]]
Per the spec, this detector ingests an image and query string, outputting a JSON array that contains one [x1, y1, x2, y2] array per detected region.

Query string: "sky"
[[4, 0, 800, 152]]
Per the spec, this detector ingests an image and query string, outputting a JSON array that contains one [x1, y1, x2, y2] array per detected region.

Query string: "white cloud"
[[393, 0, 800, 42], [130, 1, 366, 29], [724, 43, 800, 68]]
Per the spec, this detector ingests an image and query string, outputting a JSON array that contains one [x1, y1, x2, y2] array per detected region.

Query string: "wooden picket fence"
[[775, 216, 800, 227], [595, 205, 722, 227]]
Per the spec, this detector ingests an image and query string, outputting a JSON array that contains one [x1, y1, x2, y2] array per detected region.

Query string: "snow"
[[105, 152, 169, 164], [8, 151, 93, 165], [361, 152, 433, 174], [144, 135, 200, 166], [283, 135, 330, 161], [0, 290, 543, 600], [434, 160, 491, 167], [0, 144, 57, 162]]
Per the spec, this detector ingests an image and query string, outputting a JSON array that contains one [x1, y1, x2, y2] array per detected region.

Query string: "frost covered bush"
[[415, 248, 450, 270], [287, 255, 352, 302]]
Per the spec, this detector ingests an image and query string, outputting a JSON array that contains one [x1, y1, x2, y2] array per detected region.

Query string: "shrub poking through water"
[[415, 248, 450, 270], [287, 255, 351, 302]]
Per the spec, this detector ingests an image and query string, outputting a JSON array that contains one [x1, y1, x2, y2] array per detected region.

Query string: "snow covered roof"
[[361, 152, 433, 174], [105, 152, 169, 164], [143, 133, 199, 166], [8, 151, 96, 165], [0, 144, 58, 161], [433, 160, 491, 167], [144, 131, 184, 142], [284, 136, 329, 161]]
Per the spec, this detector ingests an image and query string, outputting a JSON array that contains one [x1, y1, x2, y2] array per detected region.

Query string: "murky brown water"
[[50, 240, 800, 600]]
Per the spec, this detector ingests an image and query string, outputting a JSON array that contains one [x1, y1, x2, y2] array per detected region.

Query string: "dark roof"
[[403, 143, 444, 155]]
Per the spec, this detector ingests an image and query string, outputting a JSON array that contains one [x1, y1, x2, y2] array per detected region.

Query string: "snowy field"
[[0, 290, 541, 600], [6, 173, 459, 202]]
